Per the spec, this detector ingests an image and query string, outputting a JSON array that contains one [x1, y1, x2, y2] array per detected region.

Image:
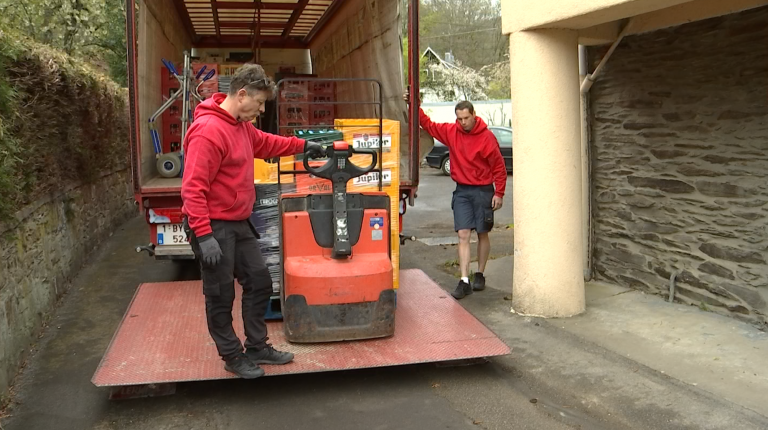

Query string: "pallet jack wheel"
[[157, 152, 182, 178]]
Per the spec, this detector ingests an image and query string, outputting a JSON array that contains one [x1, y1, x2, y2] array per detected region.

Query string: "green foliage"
[[0, 0, 127, 86], [0, 29, 129, 222], [400, 0, 511, 102], [482, 59, 511, 100], [401, 37, 430, 85], [0, 40, 21, 218], [419, 0, 506, 66]]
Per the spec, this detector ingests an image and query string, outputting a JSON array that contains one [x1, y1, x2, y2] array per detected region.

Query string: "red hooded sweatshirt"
[[182, 93, 305, 237], [419, 108, 506, 197]]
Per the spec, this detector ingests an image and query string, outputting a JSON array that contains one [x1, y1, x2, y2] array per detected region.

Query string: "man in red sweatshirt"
[[409, 94, 506, 299], [182, 64, 324, 379]]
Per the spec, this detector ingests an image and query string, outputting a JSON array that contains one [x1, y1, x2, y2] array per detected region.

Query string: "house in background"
[[420, 47, 512, 126], [420, 47, 463, 103]]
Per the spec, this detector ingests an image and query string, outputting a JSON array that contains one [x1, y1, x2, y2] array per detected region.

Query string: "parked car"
[[425, 126, 513, 176]]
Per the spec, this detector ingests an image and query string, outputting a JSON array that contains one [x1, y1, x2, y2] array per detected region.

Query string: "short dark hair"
[[228, 63, 276, 98], [455, 101, 474, 114]]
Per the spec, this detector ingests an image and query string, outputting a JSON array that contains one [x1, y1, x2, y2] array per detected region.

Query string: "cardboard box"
[[336, 119, 400, 168], [254, 156, 295, 184]]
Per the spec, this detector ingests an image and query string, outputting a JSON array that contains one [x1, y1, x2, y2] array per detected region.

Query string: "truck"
[[128, 0, 425, 260], [92, 0, 510, 399]]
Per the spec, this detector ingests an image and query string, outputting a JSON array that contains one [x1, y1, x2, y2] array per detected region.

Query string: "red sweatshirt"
[[182, 93, 305, 237], [419, 108, 506, 197]]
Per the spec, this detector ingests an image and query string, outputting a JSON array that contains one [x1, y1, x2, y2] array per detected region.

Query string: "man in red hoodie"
[[408, 94, 506, 300], [182, 64, 324, 379]]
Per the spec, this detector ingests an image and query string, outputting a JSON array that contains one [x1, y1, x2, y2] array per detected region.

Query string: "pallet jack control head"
[[299, 141, 380, 259], [303, 141, 378, 185]]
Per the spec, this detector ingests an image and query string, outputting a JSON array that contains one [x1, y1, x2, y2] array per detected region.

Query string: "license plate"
[[352, 134, 392, 151], [157, 223, 188, 245], [353, 169, 392, 186]]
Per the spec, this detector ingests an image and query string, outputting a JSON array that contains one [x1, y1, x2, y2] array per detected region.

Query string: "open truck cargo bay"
[[129, 0, 428, 260], [130, 0, 421, 198]]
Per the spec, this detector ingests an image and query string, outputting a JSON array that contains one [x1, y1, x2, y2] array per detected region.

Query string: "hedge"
[[0, 29, 129, 222]]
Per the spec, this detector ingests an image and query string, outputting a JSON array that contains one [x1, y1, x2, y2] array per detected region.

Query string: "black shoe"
[[224, 353, 265, 379], [452, 280, 473, 300], [246, 344, 295, 365], [472, 273, 486, 291]]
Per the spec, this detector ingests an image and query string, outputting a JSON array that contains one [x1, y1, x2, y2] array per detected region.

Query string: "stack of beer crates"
[[278, 80, 310, 137], [309, 81, 335, 127], [160, 65, 182, 154], [252, 163, 295, 320]]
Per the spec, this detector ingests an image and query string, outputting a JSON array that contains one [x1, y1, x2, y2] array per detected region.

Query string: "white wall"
[[421, 100, 513, 128]]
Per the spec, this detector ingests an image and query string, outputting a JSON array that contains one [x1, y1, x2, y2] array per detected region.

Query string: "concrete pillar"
[[510, 29, 585, 317]]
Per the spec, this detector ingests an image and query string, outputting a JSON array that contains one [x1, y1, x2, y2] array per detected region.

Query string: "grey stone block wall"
[[0, 170, 136, 395], [588, 7, 768, 325]]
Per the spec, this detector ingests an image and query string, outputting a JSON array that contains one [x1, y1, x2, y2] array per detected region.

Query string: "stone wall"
[[0, 170, 136, 395], [588, 6, 768, 326]]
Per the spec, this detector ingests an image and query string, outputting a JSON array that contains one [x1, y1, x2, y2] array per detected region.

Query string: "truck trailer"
[[92, 0, 510, 399]]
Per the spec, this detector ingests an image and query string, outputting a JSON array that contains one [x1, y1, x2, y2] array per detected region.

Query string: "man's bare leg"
[[477, 232, 490, 273], [458, 229, 472, 280], [451, 228, 474, 299], [473, 232, 491, 291]]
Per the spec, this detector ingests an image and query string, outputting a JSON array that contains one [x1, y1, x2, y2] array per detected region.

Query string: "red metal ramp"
[[92, 269, 511, 388]]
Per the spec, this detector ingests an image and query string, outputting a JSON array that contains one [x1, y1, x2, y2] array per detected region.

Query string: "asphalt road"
[[0, 171, 579, 430], [4, 170, 765, 430]]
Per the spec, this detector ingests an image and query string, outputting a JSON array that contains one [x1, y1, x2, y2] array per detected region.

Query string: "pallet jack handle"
[[303, 141, 378, 180], [162, 58, 179, 77], [304, 141, 379, 259], [195, 65, 207, 80], [192, 69, 217, 103]]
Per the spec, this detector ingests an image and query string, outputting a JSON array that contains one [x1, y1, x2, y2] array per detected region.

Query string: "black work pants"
[[189, 219, 273, 361]]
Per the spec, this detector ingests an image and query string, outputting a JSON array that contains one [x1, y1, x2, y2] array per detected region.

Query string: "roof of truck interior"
[[175, 0, 339, 48]]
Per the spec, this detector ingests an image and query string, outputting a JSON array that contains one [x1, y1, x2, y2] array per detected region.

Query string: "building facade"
[[501, 0, 768, 326]]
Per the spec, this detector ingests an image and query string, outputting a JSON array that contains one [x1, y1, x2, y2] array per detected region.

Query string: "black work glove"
[[197, 234, 223, 267], [304, 141, 327, 159]]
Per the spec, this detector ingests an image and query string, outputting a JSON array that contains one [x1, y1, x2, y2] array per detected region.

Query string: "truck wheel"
[[157, 153, 182, 178], [441, 157, 451, 176]]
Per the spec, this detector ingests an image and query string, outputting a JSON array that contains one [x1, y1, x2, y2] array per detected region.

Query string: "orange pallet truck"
[[280, 141, 395, 343]]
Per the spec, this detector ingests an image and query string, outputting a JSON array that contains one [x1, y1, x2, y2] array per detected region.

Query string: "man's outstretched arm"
[[418, 108, 454, 148], [250, 127, 306, 159], [404, 89, 454, 147]]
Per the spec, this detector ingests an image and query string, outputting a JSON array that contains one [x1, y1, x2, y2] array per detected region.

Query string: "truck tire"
[[157, 152, 182, 178]]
